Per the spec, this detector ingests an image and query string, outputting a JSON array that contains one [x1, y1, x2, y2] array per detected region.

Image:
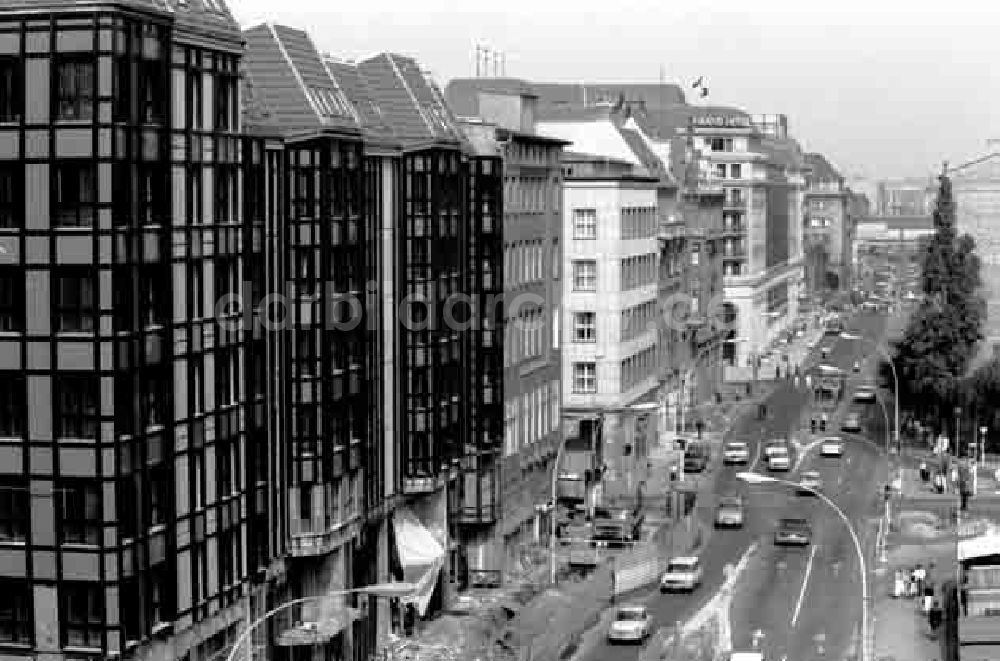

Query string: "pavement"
[[727, 309, 891, 661], [569, 313, 859, 661]]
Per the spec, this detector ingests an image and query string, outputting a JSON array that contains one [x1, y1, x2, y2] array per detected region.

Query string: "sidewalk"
[[873, 566, 945, 661]]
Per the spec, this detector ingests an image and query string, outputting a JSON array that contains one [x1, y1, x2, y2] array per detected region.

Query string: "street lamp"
[[840, 332, 899, 450], [980, 425, 988, 464], [224, 582, 417, 661], [736, 472, 871, 661]]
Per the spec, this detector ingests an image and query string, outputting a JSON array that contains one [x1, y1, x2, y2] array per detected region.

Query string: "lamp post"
[[224, 583, 417, 661], [980, 425, 988, 464], [840, 332, 899, 451], [737, 472, 870, 661]]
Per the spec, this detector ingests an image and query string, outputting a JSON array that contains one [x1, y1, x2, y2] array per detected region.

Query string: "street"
[[574, 309, 891, 661]]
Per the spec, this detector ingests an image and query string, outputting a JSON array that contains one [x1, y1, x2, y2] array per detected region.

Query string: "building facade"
[[803, 152, 852, 294], [950, 141, 1000, 347], [0, 1, 289, 660], [876, 176, 935, 217], [445, 78, 567, 581]]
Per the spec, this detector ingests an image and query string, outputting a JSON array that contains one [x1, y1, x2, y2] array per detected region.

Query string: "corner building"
[[0, 1, 286, 660]]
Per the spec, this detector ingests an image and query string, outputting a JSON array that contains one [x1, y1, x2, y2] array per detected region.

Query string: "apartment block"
[[0, 1, 286, 660], [803, 152, 853, 294]]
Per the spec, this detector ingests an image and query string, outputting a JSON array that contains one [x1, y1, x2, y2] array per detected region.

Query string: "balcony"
[[288, 518, 361, 558], [722, 249, 747, 258], [659, 222, 685, 241], [723, 198, 747, 210], [722, 224, 744, 234]]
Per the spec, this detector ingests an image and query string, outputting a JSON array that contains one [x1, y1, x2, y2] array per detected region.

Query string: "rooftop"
[[444, 77, 537, 117]]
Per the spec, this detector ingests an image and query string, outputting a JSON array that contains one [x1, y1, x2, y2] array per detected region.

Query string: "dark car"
[[774, 518, 812, 546], [684, 443, 709, 473]]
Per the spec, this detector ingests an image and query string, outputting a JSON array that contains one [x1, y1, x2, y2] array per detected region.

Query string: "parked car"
[[715, 495, 745, 528], [684, 442, 710, 473], [774, 518, 812, 546], [819, 437, 845, 457], [797, 470, 822, 495], [841, 412, 862, 432], [723, 441, 750, 465], [607, 605, 652, 644], [660, 556, 704, 592], [767, 446, 791, 471], [853, 385, 877, 403]]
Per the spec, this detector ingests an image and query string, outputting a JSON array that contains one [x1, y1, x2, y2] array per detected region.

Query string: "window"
[[54, 162, 96, 227], [55, 56, 95, 121], [149, 464, 170, 528], [572, 260, 596, 291], [731, 164, 742, 179], [214, 71, 237, 131], [186, 67, 203, 129], [60, 583, 104, 648], [573, 208, 597, 239], [0, 580, 30, 644], [139, 59, 165, 124], [0, 374, 24, 438], [0, 479, 27, 542], [715, 163, 726, 178], [690, 244, 700, 266], [572, 363, 597, 394], [0, 165, 20, 229], [56, 375, 99, 440], [55, 269, 96, 333], [0, 269, 23, 332], [573, 311, 596, 342], [214, 164, 236, 224], [57, 480, 100, 545], [139, 166, 167, 226], [0, 57, 21, 122], [113, 55, 131, 122]]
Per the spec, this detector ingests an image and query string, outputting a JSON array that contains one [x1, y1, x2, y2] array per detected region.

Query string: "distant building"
[[876, 176, 935, 217], [950, 140, 1000, 348], [803, 153, 853, 294]]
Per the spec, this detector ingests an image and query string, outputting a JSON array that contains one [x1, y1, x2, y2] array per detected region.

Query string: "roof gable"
[[324, 58, 396, 143], [242, 23, 360, 136]]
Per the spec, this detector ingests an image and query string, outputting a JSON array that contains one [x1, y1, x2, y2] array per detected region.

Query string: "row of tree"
[[881, 173, 993, 450]]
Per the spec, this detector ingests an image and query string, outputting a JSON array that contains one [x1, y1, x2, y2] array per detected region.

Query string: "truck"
[[556, 448, 594, 506], [591, 478, 645, 544]]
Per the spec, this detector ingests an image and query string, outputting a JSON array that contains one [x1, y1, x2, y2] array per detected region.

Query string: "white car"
[[730, 653, 765, 661], [723, 441, 750, 464], [607, 605, 651, 644], [798, 470, 822, 494], [660, 556, 704, 592], [820, 437, 844, 457], [764, 440, 787, 459], [853, 385, 877, 403], [767, 446, 791, 471], [841, 412, 862, 432]]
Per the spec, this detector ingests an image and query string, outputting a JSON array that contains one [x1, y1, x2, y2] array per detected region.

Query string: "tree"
[[885, 172, 986, 439]]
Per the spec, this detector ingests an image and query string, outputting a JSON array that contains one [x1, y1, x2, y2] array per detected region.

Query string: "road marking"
[[793, 439, 825, 472], [791, 545, 818, 627], [751, 437, 763, 471]]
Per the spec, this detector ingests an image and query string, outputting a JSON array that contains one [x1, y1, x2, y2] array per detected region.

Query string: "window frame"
[[0, 479, 28, 543], [60, 582, 104, 649], [572, 311, 596, 343], [53, 55, 96, 122], [572, 208, 597, 240], [0, 57, 22, 123], [0, 163, 22, 229], [0, 373, 25, 438], [55, 374, 99, 441], [0, 268, 24, 333], [53, 161, 97, 228], [572, 260, 597, 292], [55, 268, 97, 333], [0, 578, 31, 645], [56, 479, 101, 546], [572, 362, 597, 394]]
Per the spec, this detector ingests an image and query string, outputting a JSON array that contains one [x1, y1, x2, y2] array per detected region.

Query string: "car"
[[853, 385, 877, 403], [767, 446, 791, 471], [684, 443, 709, 473], [715, 495, 745, 528], [797, 470, 822, 494], [764, 440, 787, 458], [660, 556, 704, 592], [774, 518, 812, 546], [841, 412, 862, 432], [729, 653, 765, 661], [852, 361, 861, 373], [819, 437, 844, 457], [723, 441, 750, 465], [606, 605, 651, 644]]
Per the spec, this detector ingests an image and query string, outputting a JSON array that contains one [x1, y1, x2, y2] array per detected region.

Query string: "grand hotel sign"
[[691, 114, 751, 129]]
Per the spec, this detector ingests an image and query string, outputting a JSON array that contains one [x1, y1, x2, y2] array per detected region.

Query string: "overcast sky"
[[230, 0, 1000, 180]]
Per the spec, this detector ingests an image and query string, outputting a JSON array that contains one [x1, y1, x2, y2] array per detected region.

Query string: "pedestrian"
[[775, 365, 781, 380], [893, 569, 905, 598], [403, 603, 416, 636], [794, 375, 800, 388], [961, 578, 970, 617], [909, 566, 920, 597], [929, 600, 943, 633], [811, 418, 817, 433], [920, 461, 930, 483]]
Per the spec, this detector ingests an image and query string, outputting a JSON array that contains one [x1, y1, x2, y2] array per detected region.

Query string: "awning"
[[392, 508, 446, 617]]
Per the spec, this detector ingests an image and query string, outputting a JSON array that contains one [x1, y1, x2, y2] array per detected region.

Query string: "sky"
[[229, 0, 1000, 180]]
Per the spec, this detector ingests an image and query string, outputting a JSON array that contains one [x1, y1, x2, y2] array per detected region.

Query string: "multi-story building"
[[0, 1, 288, 660], [950, 140, 1000, 348], [444, 78, 567, 580], [803, 152, 852, 294], [534, 108, 662, 450]]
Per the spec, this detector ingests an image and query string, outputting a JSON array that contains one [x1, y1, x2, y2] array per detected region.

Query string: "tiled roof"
[[242, 23, 361, 137], [357, 53, 466, 149], [324, 58, 397, 144], [0, 0, 242, 45], [804, 153, 842, 183], [444, 77, 536, 117]]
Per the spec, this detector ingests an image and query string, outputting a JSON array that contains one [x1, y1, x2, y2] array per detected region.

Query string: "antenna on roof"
[[475, 44, 481, 77]]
